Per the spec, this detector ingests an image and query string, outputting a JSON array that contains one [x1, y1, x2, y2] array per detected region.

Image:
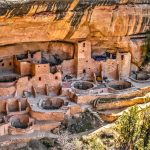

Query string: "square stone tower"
[[117, 52, 131, 79], [76, 41, 92, 78]]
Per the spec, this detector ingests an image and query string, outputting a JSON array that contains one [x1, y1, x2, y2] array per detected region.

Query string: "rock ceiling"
[[0, 0, 149, 49]]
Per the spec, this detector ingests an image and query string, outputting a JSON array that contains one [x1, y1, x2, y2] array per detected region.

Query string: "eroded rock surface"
[[0, 0, 148, 66], [0, 0, 149, 46]]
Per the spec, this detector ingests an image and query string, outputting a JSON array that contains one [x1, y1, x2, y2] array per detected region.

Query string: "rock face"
[[0, 0, 149, 63]]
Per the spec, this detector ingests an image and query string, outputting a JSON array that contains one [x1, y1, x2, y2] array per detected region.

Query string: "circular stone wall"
[[131, 72, 150, 81], [41, 98, 64, 110], [73, 81, 94, 90], [10, 115, 31, 129], [0, 76, 17, 82], [108, 80, 132, 90], [0, 76, 18, 86]]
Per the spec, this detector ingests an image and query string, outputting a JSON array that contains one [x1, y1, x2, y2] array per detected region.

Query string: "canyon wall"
[[0, 0, 149, 64]]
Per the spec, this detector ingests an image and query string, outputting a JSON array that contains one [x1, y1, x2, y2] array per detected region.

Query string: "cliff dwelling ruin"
[[0, 0, 149, 148]]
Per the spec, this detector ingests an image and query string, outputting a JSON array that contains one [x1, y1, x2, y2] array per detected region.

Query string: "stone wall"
[[61, 59, 76, 77], [15, 60, 31, 76], [101, 59, 118, 80], [117, 52, 131, 78], [0, 56, 14, 72], [31, 64, 50, 76], [96, 97, 150, 110], [76, 41, 100, 79]]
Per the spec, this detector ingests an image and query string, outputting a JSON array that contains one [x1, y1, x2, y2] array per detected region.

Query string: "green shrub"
[[114, 106, 150, 150], [83, 137, 105, 150]]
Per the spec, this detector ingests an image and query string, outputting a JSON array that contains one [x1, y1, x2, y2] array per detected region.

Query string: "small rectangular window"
[[121, 55, 124, 60], [83, 43, 85, 47]]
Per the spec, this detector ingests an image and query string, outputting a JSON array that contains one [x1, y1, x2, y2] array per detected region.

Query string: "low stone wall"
[[0, 98, 29, 114], [33, 121, 61, 131], [8, 126, 34, 135], [129, 77, 150, 83], [74, 95, 100, 104], [0, 115, 61, 136], [96, 97, 150, 110], [74, 85, 150, 104], [0, 86, 15, 97], [30, 110, 65, 121]]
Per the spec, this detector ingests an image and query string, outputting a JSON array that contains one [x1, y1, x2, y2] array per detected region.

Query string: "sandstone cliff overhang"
[[0, 0, 149, 19], [0, 0, 149, 46]]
